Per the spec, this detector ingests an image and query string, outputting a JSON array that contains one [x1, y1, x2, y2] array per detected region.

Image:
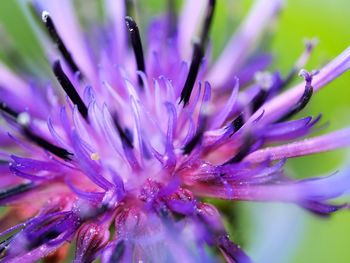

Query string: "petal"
[[193, 169, 350, 203], [36, 0, 96, 80], [208, 0, 283, 88], [246, 126, 350, 162], [104, 0, 127, 64], [178, 0, 207, 60]]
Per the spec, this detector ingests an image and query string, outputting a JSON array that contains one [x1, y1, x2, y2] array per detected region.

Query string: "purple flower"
[[0, 0, 349, 262]]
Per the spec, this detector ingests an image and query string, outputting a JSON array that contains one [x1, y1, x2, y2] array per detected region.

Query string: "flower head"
[[0, 0, 350, 262]]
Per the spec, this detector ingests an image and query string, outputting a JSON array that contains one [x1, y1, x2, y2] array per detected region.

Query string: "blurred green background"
[[0, 0, 350, 262]]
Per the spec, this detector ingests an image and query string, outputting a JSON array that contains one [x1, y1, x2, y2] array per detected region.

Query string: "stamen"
[[0, 183, 34, 202], [125, 16, 146, 89], [42, 11, 82, 75], [53, 61, 88, 119], [180, 0, 216, 106], [23, 128, 73, 161], [113, 115, 134, 149], [276, 69, 316, 122]]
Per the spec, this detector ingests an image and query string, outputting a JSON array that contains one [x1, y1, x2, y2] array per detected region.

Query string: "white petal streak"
[[0, 63, 29, 97], [208, 0, 283, 88], [178, 0, 207, 60], [104, 0, 127, 63]]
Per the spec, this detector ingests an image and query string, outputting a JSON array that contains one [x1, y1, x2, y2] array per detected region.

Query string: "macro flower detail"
[[0, 0, 349, 262]]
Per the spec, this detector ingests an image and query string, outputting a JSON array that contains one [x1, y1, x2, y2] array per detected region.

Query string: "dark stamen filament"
[[183, 132, 203, 155], [125, 16, 146, 89], [23, 128, 73, 160], [179, 42, 203, 106], [113, 115, 134, 149], [0, 183, 34, 202], [224, 135, 254, 164], [42, 11, 82, 76], [53, 60, 88, 119], [251, 89, 269, 113], [0, 235, 14, 256], [0, 102, 19, 119], [183, 120, 206, 155], [30, 229, 61, 249], [180, 0, 216, 106], [110, 241, 126, 262], [230, 114, 244, 134], [276, 84, 313, 123], [0, 103, 73, 160]]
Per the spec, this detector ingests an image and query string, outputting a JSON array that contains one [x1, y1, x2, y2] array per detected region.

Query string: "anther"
[[90, 152, 100, 161]]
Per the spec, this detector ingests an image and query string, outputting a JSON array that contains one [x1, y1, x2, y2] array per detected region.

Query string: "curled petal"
[[251, 46, 350, 124]]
